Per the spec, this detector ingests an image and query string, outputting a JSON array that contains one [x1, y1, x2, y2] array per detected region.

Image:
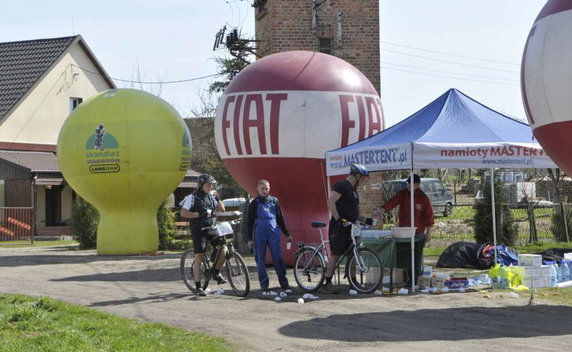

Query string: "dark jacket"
[[186, 189, 217, 232]]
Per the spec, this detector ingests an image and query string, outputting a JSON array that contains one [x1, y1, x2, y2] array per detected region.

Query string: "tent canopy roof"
[[341, 88, 534, 148], [326, 89, 556, 175]]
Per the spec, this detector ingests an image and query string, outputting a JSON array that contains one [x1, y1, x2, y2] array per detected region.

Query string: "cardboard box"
[[522, 276, 549, 288], [518, 254, 542, 267], [432, 274, 449, 288], [444, 277, 469, 289], [511, 266, 530, 279], [512, 265, 543, 280], [382, 268, 406, 285]]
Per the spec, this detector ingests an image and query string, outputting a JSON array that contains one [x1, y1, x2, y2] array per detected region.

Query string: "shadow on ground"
[[51, 267, 181, 282], [88, 292, 190, 307], [278, 304, 572, 342], [0, 252, 181, 267]]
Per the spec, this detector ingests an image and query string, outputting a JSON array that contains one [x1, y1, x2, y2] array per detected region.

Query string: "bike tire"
[[294, 247, 326, 293], [224, 251, 250, 297], [347, 247, 383, 294], [180, 249, 210, 293]]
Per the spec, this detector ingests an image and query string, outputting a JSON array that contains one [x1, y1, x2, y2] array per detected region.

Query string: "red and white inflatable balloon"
[[522, 0, 572, 174], [215, 51, 383, 263]]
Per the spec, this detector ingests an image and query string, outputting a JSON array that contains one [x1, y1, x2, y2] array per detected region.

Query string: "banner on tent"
[[415, 143, 558, 169], [325, 143, 411, 176]]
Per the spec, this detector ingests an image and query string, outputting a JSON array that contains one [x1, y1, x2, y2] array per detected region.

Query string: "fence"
[[427, 203, 571, 247], [0, 207, 33, 243]]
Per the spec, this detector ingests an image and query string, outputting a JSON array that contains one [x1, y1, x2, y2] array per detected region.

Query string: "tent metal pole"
[[490, 168, 499, 263], [410, 168, 415, 292]]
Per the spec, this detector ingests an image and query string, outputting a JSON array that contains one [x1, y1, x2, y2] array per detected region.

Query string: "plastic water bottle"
[[494, 265, 509, 290], [559, 260, 570, 282], [478, 273, 491, 285], [548, 261, 558, 287], [568, 259, 572, 280]]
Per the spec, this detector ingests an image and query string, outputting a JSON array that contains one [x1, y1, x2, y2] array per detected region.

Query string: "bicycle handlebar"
[[201, 219, 241, 237]]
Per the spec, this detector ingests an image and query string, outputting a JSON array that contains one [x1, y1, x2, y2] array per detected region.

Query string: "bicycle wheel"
[[180, 249, 210, 293], [347, 248, 383, 294], [294, 247, 326, 292], [223, 251, 250, 297]]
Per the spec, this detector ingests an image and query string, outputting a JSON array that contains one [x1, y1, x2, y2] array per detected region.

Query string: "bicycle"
[[294, 220, 383, 294], [180, 220, 251, 297]]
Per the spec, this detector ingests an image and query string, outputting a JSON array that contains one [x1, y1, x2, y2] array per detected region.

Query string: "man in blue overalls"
[[247, 179, 293, 292]]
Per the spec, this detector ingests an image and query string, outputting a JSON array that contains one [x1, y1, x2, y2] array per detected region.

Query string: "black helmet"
[[198, 174, 217, 185], [350, 164, 369, 177]]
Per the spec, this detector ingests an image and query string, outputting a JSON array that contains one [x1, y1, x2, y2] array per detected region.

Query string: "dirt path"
[[1, 246, 571, 352]]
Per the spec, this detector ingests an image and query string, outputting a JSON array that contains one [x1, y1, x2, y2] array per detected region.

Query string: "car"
[[383, 178, 455, 216], [222, 197, 247, 208]]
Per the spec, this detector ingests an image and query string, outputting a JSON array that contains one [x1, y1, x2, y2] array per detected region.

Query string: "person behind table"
[[180, 174, 226, 296], [323, 163, 370, 293], [247, 179, 293, 292], [377, 174, 434, 286]]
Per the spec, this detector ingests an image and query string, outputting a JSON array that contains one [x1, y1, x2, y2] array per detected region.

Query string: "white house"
[[0, 35, 115, 239]]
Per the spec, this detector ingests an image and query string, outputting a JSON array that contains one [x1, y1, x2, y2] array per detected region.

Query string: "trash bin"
[[395, 238, 425, 283]]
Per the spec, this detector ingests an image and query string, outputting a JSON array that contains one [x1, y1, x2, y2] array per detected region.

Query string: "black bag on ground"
[[540, 248, 572, 263], [436, 241, 481, 269]]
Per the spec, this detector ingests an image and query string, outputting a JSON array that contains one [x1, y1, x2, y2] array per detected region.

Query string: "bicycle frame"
[[201, 220, 238, 264], [297, 221, 365, 282]]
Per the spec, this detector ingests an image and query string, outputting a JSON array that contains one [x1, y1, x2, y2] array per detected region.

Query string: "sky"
[[0, 0, 547, 127]]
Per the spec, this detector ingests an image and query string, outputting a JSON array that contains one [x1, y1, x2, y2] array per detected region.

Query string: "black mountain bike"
[[180, 220, 250, 297]]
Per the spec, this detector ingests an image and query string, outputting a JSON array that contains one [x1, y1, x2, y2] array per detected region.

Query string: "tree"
[[184, 117, 244, 196], [209, 30, 253, 94], [547, 168, 562, 202], [157, 201, 178, 250], [182, 38, 253, 197], [71, 196, 99, 249], [473, 180, 518, 246]]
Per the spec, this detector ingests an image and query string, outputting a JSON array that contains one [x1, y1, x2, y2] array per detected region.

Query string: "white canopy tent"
[[325, 89, 558, 291]]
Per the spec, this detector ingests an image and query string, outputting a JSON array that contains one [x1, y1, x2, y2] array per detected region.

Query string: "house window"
[[70, 97, 83, 111], [319, 38, 332, 54]]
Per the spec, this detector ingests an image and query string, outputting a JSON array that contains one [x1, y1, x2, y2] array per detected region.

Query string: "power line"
[[382, 61, 519, 83], [381, 65, 519, 86], [71, 64, 220, 85], [382, 40, 520, 66], [382, 49, 520, 74]]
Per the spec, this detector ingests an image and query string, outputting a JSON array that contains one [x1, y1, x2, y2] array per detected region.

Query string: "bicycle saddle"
[[311, 221, 326, 228]]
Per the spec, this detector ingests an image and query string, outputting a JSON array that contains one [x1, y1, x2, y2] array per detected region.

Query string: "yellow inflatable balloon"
[[57, 89, 191, 254]]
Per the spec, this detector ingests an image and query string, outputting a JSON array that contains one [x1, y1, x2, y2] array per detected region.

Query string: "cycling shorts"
[[329, 220, 352, 256], [191, 229, 210, 254]]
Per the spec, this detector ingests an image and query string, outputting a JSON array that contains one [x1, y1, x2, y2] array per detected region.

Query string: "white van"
[[383, 178, 455, 216]]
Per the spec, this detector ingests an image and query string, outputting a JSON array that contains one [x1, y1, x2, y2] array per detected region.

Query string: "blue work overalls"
[[253, 198, 289, 289]]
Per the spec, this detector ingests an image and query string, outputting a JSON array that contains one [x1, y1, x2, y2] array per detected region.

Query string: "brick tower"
[[254, 0, 380, 95], [253, 0, 383, 217]]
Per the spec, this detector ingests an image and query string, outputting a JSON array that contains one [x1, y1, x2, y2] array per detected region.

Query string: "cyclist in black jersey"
[[323, 163, 369, 293], [180, 174, 226, 296]]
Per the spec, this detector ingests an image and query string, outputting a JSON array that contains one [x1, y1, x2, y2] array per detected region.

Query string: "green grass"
[[423, 241, 572, 258], [0, 240, 78, 248], [514, 242, 572, 254], [0, 294, 229, 352], [535, 287, 572, 306]]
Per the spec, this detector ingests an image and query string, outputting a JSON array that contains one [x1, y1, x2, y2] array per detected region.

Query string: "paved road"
[[1, 246, 572, 352]]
